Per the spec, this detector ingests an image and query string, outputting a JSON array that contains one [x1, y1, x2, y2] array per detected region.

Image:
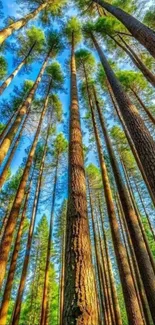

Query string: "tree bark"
[[0, 49, 51, 165], [11, 134, 48, 325], [89, 92, 143, 324], [106, 80, 155, 206], [62, 33, 98, 325], [109, 34, 155, 87], [91, 34, 155, 201], [59, 210, 67, 325], [0, 3, 47, 45], [130, 88, 155, 125], [93, 86, 155, 321], [98, 198, 123, 325], [93, 0, 155, 58], [40, 154, 59, 325], [0, 92, 49, 288], [0, 114, 28, 189], [0, 168, 34, 325]]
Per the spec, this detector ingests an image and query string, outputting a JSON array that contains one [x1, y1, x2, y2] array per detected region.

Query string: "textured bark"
[[60, 211, 67, 325], [0, 109, 19, 143], [11, 139, 48, 325], [106, 80, 155, 206], [92, 34, 155, 201], [93, 0, 155, 58], [0, 42, 36, 95], [40, 155, 59, 325], [0, 3, 47, 45], [117, 196, 153, 325], [98, 198, 123, 325], [93, 86, 155, 321], [87, 182, 113, 325], [0, 170, 34, 325], [116, 35, 155, 87], [89, 94, 143, 324], [0, 209, 9, 242], [0, 94, 48, 288], [133, 178, 155, 241], [62, 33, 98, 325], [0, 50, 51, 164], [131, 88, 155, 125], [0, 115, 27, 189]]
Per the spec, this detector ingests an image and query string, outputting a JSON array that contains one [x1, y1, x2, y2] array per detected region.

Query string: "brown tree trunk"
[[87, 181, 113, 325], [130, 88, 155, 124], [98, 198, 123, 325], [93, 0, 155, 58], [11, 135, 48, 325], [93, 86, 155, 321], [59, 211, 66, 325], [106, 80, 155, 206], [91, 34, 155, 201], [110, 34, 155, 87], [40, 155, 59, 325], [117, 195, 153, 325], [89, 92, 143, 324], [0, 114, 28, 189], [133, 178, 155, 241], [0, 42, 36, 95], [0, 92, 49, 288], [0, 109, 19, 143], [0, 169, 34, 325], [62, 33, 99, 325], [0, 49, 51, 164], [0, 3, 47, 45]]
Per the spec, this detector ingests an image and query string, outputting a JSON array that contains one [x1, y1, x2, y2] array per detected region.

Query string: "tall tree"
[[0, 27, 45, 95], [63, 17, 99, 325], [0, 30, 63, 164], [0, 0, 66, 45]]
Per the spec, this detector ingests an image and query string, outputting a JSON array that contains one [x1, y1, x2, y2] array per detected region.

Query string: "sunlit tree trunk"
[[89, 93, 143, 324], [0, 3, 47, 45], [0, 93, 48, 288], [98, 198, 123, 325], [91, 34, 155, 200], [0, 115, 28, 189], [105, 80, 155, 206], [11, 137, 48, 325], [0, 42, 36, 95], [62, 32, 99, 325], [0, 170, 34, 325], [93, 85, 155, 321], [93, 0, 155, 58], [0, 49, 51, 164], [40, 154, 59, 325]]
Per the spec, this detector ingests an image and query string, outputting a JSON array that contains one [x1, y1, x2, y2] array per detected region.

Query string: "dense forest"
[[0, 0, 155, 324]]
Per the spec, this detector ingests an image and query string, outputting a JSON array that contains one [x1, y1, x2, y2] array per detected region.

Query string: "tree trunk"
[[106, 80, 155, 206], [11, 135, 48, 325], [87, 181, 113, 325], [89, 92, 143, 324], [0, 109, 19, 143], [98, 198, 123, 325], [0, 208, 9, 242], [40, 155, 59, 325], [59, 211, 66, 325], [116, 35, 155, 87], [91, 33, 155, 201], [0, 3, 47, 45], [93, 86, 155, 322], [0, 49, 51, 164], [93, 0, 155, 58], [62, 33, 98, 325], [0, 114, 28, 189], [109, 34, 155, 87], [130, 88, 155, 125], [133, 177, 155, 241], [0, 42, 36, 95], [0, 92, 49, 288], [0, 169, 34, 325]]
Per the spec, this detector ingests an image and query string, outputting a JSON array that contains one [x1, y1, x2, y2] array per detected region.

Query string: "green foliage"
[[46, 29, 64, 57], [116, 70, 148, 92], [0, 56, 7, 79], [45, 61, 64, 90], [65, 17, 82, 45], [75, 48, 96, 77], [52, 133, 68, 158], [143, 6, 155, 29]]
